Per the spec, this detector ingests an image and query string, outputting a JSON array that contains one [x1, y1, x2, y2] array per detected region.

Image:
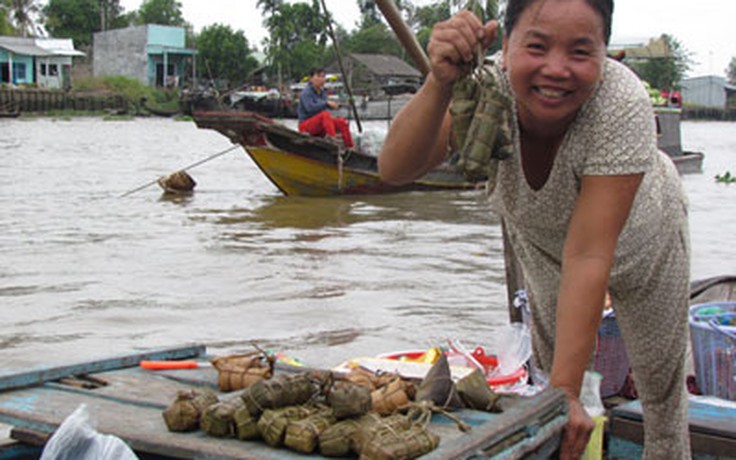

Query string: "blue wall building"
[[0, 37, 84, 88], [93, 25, 197, 87]]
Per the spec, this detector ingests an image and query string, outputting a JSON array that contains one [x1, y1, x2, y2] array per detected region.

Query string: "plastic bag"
[[579, 371, 605, 417], [40, 404, 139, 460], [494, 322, 532, 376]]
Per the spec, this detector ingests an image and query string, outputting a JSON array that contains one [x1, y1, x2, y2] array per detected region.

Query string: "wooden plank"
[[0, 344, 206, 392], [424, 388, 567, 459], [45, 367, 220, 410], [0, 385, 317, 460], [610, 417, 736, 457], [611, 398, 736, 440]]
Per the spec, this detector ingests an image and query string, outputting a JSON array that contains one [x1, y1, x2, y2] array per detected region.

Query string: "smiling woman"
[[378, 1, 692, 459]]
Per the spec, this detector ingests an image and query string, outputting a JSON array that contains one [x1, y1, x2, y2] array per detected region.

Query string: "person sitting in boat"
[[378, 1, 691, 459], [298, 67, 355, 149]]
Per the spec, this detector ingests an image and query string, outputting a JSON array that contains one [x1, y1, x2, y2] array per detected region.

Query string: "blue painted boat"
[[0, 344, 567, 459]]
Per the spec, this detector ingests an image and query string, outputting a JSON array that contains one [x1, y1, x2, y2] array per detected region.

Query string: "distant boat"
[[193, 111, 476, 196], [655, 107, 705, 174]]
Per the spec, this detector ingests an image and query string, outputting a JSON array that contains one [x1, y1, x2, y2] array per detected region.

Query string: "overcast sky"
[[119, 0, 735, 78]]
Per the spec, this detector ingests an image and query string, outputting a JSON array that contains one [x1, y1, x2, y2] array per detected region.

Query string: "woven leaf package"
[[211, 352, 274, 392], [162, 389, 218, 432], [284, 409, 337, 453], [328, 381, 372, 419], [200, 397, 245, 438], [243, 373, 318, 416], [370, 377, 415, 416]]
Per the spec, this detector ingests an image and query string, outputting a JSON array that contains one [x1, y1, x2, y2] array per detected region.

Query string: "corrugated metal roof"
[[350, 53, 421, 78], [0, 36, 85, 57], [0, 38, 52, 56]]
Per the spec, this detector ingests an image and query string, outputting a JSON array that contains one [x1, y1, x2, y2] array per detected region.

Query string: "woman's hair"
[[503, 0, 614, 45]]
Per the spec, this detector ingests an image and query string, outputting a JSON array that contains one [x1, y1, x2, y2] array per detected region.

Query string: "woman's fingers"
[[560, 398, 595, 459], [481, 20, 500, 49], [427, 11, 489, 85]]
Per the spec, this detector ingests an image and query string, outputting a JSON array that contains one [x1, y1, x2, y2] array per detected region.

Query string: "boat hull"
[[193, 111, 476, 197]]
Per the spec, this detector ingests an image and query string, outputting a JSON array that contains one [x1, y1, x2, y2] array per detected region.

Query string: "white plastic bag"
[[579, 371, 605, 417], [495, 322, 532, 376], [40, 404, 138, 460]]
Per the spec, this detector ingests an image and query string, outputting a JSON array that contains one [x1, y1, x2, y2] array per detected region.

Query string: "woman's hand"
[[560, 395, 596, 459], [426, 11, 499, 87]]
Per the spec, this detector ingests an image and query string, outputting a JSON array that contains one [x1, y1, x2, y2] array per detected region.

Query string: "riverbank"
[[682, 106, 736, 121], [0, 77, 181, 117]]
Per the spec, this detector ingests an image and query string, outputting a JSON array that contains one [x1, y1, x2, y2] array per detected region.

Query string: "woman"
[[378, 1, 691, 459]]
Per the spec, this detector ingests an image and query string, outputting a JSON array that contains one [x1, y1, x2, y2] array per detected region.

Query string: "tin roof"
[[349, 53, 421, 78], [0, 36, 85, 57], [0, 37, 52, 56]]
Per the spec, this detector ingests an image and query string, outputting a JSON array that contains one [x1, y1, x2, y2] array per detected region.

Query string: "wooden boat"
[[655, 107, 705, 174], [331, 93, 412, 121], [193, 111, 477, 196], [229, 90, 293, 119], [0, 344, 568, 459], [690, 275, 736, 304]]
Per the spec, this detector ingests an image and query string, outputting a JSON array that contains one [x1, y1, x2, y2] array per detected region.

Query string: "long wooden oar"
[[119, 144, 240, 198]]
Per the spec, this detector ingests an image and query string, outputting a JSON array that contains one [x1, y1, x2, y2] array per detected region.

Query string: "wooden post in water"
[[375, 0, 526, 322]]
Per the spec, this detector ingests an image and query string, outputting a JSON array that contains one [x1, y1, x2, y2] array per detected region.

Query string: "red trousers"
[[298, 110, 354, 148]]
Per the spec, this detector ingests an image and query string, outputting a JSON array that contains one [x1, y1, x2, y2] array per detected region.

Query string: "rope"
[[119, 144, 240, 198], [337, 150, 344, 192]]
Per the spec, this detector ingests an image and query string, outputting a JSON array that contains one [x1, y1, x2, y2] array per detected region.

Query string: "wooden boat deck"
[[0, 345, 567, 459]]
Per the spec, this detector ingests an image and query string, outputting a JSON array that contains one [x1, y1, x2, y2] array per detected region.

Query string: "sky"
[[118, 0, 735, 78]]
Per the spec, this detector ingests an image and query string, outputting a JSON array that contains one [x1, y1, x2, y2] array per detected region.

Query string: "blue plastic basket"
[[689, 301, 736, 401]]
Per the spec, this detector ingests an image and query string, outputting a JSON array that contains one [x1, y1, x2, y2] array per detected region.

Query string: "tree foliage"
[[346, 22, 402, 56], [258, 0, 330, 81], [5, 0, 40, 37], [626, 34, 693, 90], [42, 0, 127, 46], [727, 57, 736, 86], [196, 23, 258, 88], [0, 1, 14, 35], [136, 0, 185, 26]]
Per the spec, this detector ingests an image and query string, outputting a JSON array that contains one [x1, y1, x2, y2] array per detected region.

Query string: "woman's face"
[[503, 0, 607, 135]]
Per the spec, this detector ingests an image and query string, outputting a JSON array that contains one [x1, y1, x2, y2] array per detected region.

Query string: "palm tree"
[[1, 1, 13, 35], [8, 0, 39, 37]]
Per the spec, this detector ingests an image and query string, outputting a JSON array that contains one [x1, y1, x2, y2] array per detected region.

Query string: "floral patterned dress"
[[488, 57, 691, 459]]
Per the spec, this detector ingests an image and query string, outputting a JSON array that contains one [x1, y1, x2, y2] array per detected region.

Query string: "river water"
[[0, 117, 734, 372]]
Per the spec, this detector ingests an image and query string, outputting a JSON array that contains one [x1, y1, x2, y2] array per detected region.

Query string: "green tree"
[[357, 0, 381, 28], [626, 34, 693, 91], [727, 57, 736, 86], [412, 1, 451, 50], [259, 0, 329, 81], [346, 22, 402, 56], [43, 0, 96, 46], [43, 0, 128, 45], [196, 23, 258, 88], [99, 0, 125, 30], [1, 1, 14, 35], [6, 0, 40, 37], [137, 0, 185, 26]]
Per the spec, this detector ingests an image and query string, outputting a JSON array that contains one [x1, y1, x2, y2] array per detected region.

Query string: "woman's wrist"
[[422, 73, 454, 105]]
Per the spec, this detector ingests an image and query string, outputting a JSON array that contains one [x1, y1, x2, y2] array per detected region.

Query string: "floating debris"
[[157, 170, 197, 194], [715, 171, 735, 184]]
